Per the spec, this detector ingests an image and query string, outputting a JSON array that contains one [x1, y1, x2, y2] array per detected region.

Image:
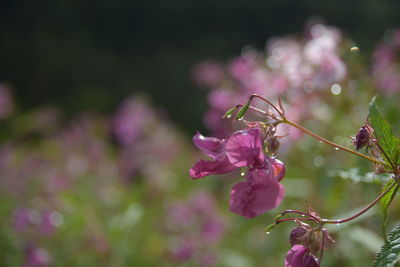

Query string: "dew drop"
[[334, 147, 339, 151], [350, 46, 359, 52], [301, 214, 305, 217], [265, 231, 271, 235], [336, 223, 340, 226]]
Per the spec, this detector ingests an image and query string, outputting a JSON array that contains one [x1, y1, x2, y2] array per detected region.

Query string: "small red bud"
[[353, 125, 373, 150]]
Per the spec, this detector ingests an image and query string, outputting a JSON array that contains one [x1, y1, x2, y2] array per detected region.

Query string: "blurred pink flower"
[[192, 60, 225, 87], [166, 191, 225, 266], [112, 97, 156, 146], [24, 244, 51, 267]]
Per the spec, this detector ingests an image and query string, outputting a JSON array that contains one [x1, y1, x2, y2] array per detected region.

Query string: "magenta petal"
[[193, 132, 226, 159], [229, 178, 285, 218], [225, 128, 265, 167], [272, 158, 286, 182], [247, 161, 274, 185], [190, 157, 236, 179], [285, 245, 309, 267]]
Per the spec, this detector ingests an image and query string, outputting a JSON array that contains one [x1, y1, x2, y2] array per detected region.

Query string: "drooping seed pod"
[[353, 124, 373, 150]]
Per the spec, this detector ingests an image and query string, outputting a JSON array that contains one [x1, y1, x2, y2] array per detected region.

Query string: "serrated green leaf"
[[222, 106, 237, 119], [235, 101, 250, 120], [380, 180, 399, 239], [369, 96, 400, 168], [374, 224, 400, 267]]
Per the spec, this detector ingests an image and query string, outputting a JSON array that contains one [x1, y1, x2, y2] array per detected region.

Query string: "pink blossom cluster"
[[371, 28, 400, 94], [111, 96, 182, 186], [193, 24, 347, 138], [165, 191, 226, 266], [190, 127, 285, 218]]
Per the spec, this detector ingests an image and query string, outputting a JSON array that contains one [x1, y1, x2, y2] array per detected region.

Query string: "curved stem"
[[249, 94, 284, 117], [280, 210, 320, 222], [319, 230, 326, 263], [322, 180, 398, 224], [282, 118, 388, 167], [275, 217, 315, 225]]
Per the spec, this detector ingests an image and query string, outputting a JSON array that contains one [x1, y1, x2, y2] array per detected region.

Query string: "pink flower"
[[225, 128, 265, 168], [285, 245, 319, 267], [230, 174, 284, 218], [190, 128, 266, 178], [190, 128, 286, 218]]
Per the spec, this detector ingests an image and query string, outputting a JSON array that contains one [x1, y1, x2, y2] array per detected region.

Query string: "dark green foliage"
[[374, 224, 400, 267], [369, 96, 400, 168]]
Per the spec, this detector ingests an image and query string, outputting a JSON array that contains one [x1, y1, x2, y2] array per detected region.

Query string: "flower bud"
[[353, 125, 373, 150], [303, 254, 320, 267], [290, 227, 308, 246], [267, 137, 280, 153]]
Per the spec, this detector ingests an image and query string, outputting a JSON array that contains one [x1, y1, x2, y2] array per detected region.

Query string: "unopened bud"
[[353, 125, 373, 150], [267, 137, 280, 153], [290, 227, 308, 246]]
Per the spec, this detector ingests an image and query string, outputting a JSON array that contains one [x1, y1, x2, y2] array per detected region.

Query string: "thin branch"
[[282, 118, 389, 168], [322, 180, 397, 224]]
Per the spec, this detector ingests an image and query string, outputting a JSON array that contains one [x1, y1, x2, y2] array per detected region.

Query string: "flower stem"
[[282, 118, 388, 167], [275, 217, 315, 225], [280, 210, 320, 221], [322, 180, 398, 224], [249, 94, 284, 117]]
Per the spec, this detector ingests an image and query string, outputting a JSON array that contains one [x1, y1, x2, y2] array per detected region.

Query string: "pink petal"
[[246, 161, 274, 185], [193, 132, 226, 159], [285, 245, 309, 267], [225, 128, 265, 168], [229, 178, 285, 218], [190, 157, 236, 179], [272, 158, 286, 182], [285, 245, 319, 267]]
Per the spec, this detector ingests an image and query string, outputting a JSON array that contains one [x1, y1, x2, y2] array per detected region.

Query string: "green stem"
[[322, 180, 397, 224], [282, 118, 388, 168]]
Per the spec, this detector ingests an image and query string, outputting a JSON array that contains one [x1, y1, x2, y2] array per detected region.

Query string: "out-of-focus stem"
[[322, 180, 397, 224], [282, 118, 388, 168], [249, 94, 284, 117]]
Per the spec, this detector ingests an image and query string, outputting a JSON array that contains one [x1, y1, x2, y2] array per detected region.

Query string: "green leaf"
[[369, 96, 400, 168], [380, 180, 399, 238], [235, 101, 250, 120], [374, 224, 400, 267], [222, 106, 237, 119]]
